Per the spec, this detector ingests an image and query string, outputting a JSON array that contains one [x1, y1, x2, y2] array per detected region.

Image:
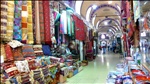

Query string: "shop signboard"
[[133, 1, 140, 22]]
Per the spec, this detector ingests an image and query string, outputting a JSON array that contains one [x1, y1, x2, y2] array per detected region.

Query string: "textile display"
[[53, 10, 60, 23], [32, 1, 36, 43], [60, 10, 68, 34], [35, 1, 41, 44], [12, 47, 24, 61], [53, 10, 61, 44], [26, 59, 37, 70], [33, 45, 44, 56], [8, 40, 24, 48], [1, 1, 8, 41], [50, 8, 55, 39], [6, 1, 14, 41], [43, 1, 51, 46], [67, 11, 72, 36], [42, 45, 52, 56], [2, 63, 19, 77], [39, 1, 45, 44], [13, 1, 22, 41], [27, 1, 34, 44], [22, 45, 35, 57], [4, 44, 13, 61], [72, 15, 85, 41], [15, 60, 30, 72], [71, 18, 75, 39], [55, 22, 60, 44], [0, 44, 7, 62], [21, 1, 28, 44]]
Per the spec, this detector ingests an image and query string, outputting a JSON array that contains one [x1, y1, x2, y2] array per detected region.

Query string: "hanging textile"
[[21, 1, 27, 44], [60, 10, 67, 34], [13, 1, 22, 41], [53, 10, 60, 44], [6, 1, 14, 41], [53, 10, 60, 23], [50, 7, 55, 39], [27, 1, 34, 44], [67, 11, 72, 36], [32, 1, 36, 43], [43, 1, 51, 46], [72, 15, 85, 41], [39, 1, 45, 44], [71, 19, 75, 39], [35, 1, 41, 44], [1, 1, 8, 41]]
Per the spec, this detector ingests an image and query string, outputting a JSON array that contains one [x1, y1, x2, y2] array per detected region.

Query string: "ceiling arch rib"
[[90, 4, 121, 21], [75, 1, 83, 15], [86, 7, 92, 22], [97, 27, 115, 35], [98, 18, 121, 27], [98, 26, 117, 32]]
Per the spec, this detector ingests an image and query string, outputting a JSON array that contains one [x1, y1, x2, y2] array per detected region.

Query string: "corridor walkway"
[[65, 52, 123, 84]]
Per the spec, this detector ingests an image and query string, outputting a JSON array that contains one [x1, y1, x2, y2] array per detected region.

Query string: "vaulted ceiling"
[[74, 1, 122, 37], [63, 1, 149, 38]]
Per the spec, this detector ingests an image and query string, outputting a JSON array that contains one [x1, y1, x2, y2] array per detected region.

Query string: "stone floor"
[[65, 52, 123, 84]]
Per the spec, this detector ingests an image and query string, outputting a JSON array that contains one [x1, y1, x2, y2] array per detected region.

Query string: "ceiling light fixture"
[[101, 34, 105, 39], [104, 21, 108, 25], [108, 1, 112, 4], [92, 5, 97, 9]]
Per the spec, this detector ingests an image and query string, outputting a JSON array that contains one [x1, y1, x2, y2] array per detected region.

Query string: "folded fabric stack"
[[0, 40, 84, 84]]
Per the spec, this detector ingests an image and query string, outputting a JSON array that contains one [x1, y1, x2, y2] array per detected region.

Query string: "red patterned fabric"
[[39, 1, 45, 44], [13, 47, 24, 61], [43, 1, 51, 46], [4, 44, 13, 61], [2, 63, 19, 77], [27, 59, 37, 70], [72, 15, 85, 41]]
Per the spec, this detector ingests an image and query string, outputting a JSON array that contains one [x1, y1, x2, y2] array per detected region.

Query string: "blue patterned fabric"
[[42, 45, 52, 56]]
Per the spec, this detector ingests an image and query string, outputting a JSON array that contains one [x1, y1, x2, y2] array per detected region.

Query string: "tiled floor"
[[65, 52, 124, 84]]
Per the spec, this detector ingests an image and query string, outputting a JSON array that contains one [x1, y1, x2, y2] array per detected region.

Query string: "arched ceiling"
[[76, 1, 122, 37]]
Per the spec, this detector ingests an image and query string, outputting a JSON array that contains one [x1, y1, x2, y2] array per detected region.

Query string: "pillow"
[[35, 57, 42, 68], [12, 47, 24, 61], [33, 45, 44, 56], [22, 45, 35, 57], [2, 63, 19, 77], [26, 59, 37, 70], [42, 45, 52, 56], [4, 44, 13, 61], [15, 60, 30, 73], [8, 40, 24, 48], [0, 44, 7, 63], [43, 56, 51, 65]]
